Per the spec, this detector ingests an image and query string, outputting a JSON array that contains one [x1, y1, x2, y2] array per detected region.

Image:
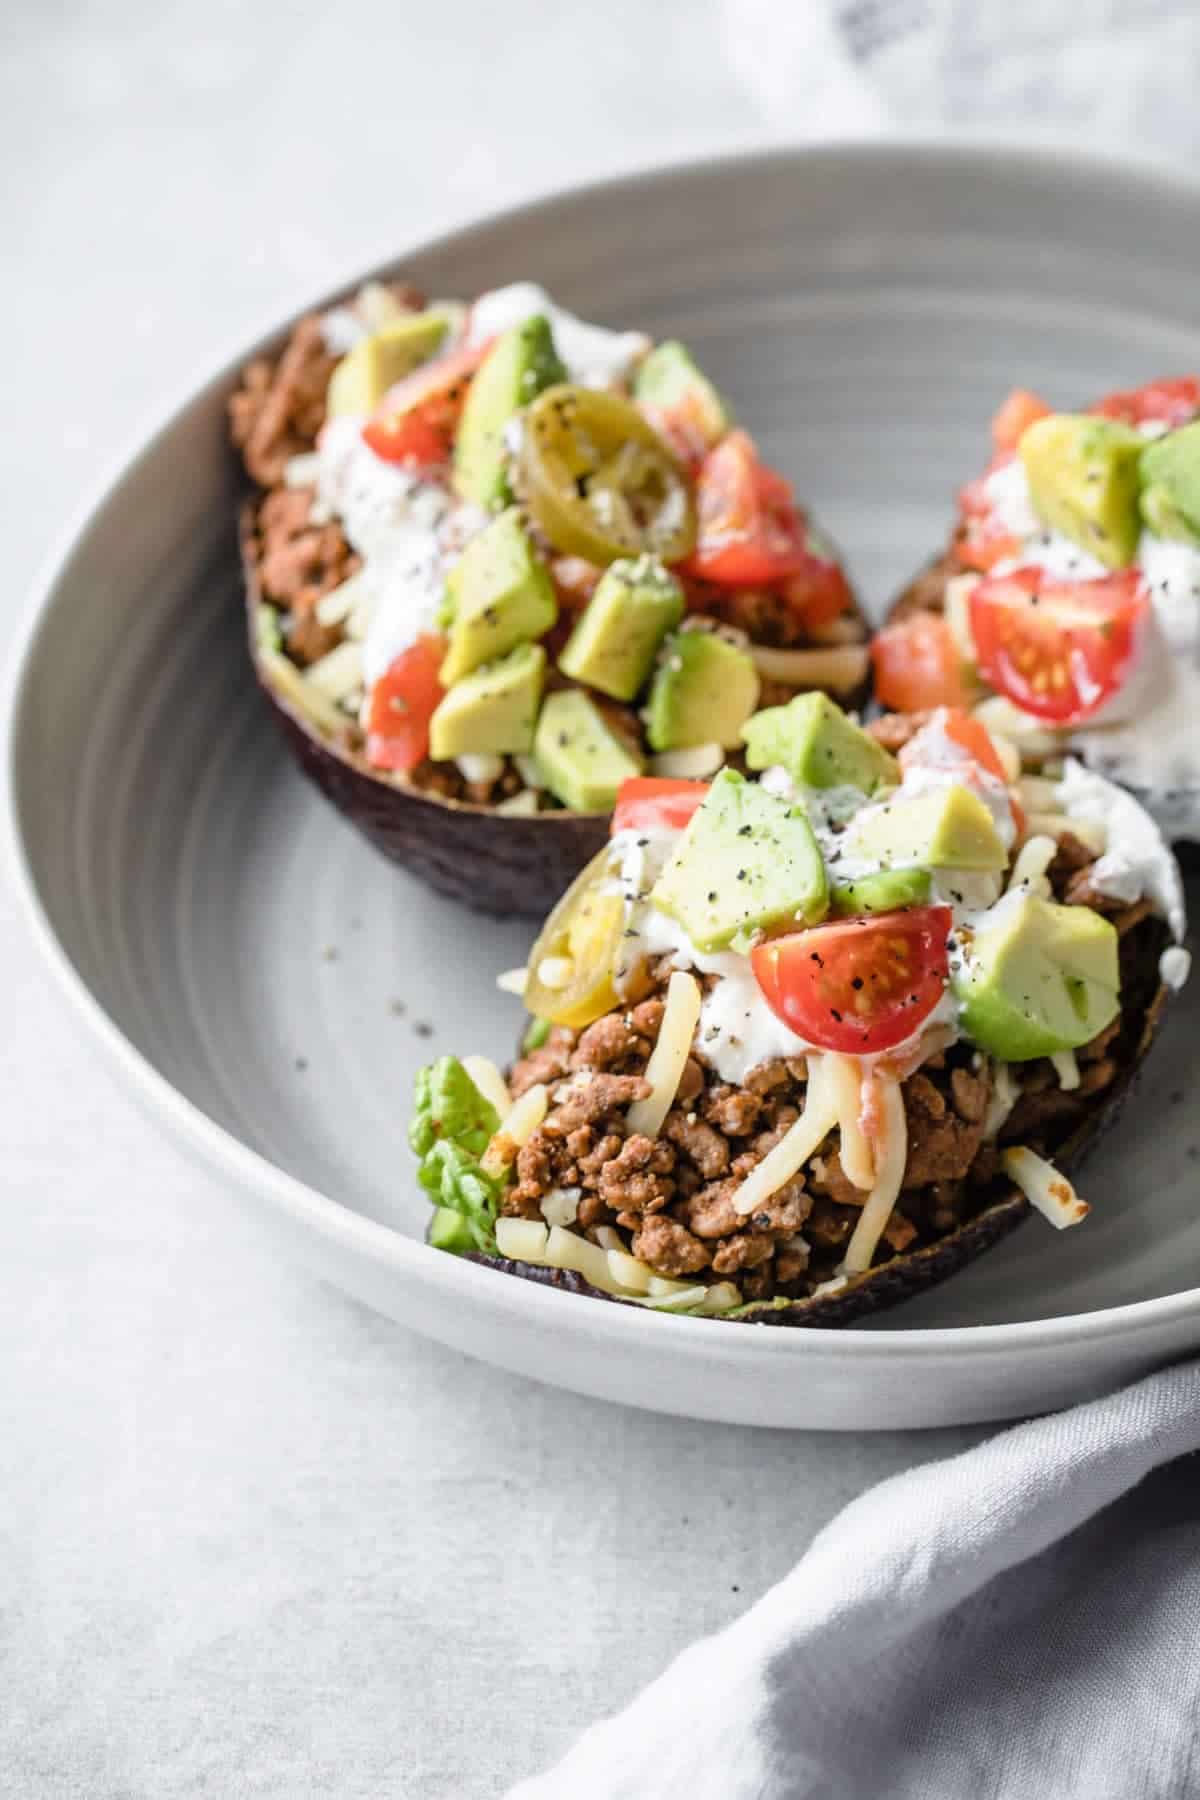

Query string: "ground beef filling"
[[503, 853, 1161, 1302]]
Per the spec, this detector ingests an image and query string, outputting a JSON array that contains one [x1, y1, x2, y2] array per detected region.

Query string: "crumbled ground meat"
[[501, 844, 1161, 1302], [867, 710, 931, 755], [251, 486, 360, 664], [230, 314, 337, 487]]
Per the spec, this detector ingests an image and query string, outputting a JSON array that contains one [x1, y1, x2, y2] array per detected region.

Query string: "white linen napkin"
[[507, 1361, 1200, 1798]]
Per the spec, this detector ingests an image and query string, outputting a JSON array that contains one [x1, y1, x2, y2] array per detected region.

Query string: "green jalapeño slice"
[[517, 384, 696, 565]]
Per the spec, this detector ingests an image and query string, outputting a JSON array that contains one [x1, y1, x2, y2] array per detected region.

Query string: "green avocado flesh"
[[453, 315, 566, 510], [326, 312, 449, 416], [1140, 421, 1200, 546], [742, 692, 898, 794], [842, 785, 1008, 873], [558, 556, 684, 700], [533, 689, 644, 813], [831, 867, 933, 916], [644, 631, 760, 752], [649, 767, 828, 952], [439, 509, 557, 686], [429, 642, 546, 759], [632, 341, 731, 451], [953, 892, 1120, 1060], [1019, 413, 1143, 569]]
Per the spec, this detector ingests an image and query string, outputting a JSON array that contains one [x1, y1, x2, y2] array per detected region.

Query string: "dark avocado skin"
[[888, 542, 1199, 864], [241, 501, 872, 913], [241, 503, 608, 916], [470, 917, 1169, 1328]]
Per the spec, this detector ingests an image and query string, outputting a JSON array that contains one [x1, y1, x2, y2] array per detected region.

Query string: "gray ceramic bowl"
[[7, 143, 1200, 1429]]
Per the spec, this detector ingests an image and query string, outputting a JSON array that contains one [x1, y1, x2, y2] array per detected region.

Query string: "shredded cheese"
[[1050, 1050, 1081, 1092], [536, 955, 575, 991], [260, 648, 347, 738], [538, 1187, 581, 1229], [649, 743, 726, 779], [1007, 833, 1057, 896], [1024, 812, 1108, 856], [305, 639, 364, 703], [972, 695, 1060, 756], [748, 643, 870, 695], [456, 752, 505, 786], [462, 1056, 512, 1120], [840, 1073, 908, 1275], [495, 1217, 549, 1262], [1002, 1145, 1090, 1229], [983, 1062, 1021, 1139], [943, 573, 982, 664], [827, 1054, 875, 1191], [731, 1055, 840, 1217], [496, 791, 539, 816], [495, 968, 529, 997], [626, 971, 703, 1139], [481, 1082, 548, 1177]]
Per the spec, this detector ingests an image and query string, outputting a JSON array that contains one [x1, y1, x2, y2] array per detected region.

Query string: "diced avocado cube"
[[558, 556, 685, 701], [429, 643, 546, 760], [533, 689, 644, 814], [842, 786, 1007, 872], [1019, 413, 1143, 569], [325, 311, 450, 416], [742, 692, 898, 794], [440, 509, 557, 686], [1139, 421, 1200, 546], [453, 315, 566, 510], [633, 341, 732, 454], [649, 767, 828, 953], [831, 867, 932, 915], [428, 1205, 477, 1254], [644, 631, 760, 752], [953, 893, 1120, 1060]]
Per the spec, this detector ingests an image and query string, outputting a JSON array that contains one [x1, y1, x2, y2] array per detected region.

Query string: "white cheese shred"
[[1002, 1146, 1090, 1229], [495, 1217, 549, 1263], [827, 1054, 875, 1191], [731, 1055, 840, 1218], [1007, 834, 1057, 896], [481, 1082, 548, 1177], [626, 971, 703, 1139], [749, 643, 869, 695], [1050, 1050, 1081, 1092], [495, 968, 529, 997], [840, 1074, 908, 1276], [462, 1056, 512, 1120]]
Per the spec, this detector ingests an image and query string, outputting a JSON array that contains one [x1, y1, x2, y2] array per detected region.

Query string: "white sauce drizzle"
[[466, 282, 650, 387]]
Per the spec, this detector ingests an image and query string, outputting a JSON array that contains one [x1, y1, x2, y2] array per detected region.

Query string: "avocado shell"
[[241, 501, 872, 914], [241, 503, 607, 915], [886, 543, 1200, 862], [469, 915, 1170, 1328]]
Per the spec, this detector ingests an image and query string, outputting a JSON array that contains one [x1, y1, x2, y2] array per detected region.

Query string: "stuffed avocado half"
[[874, 378, 1200, 848], [232, 280, 868, 912], [409, 693, 1187, 1325]]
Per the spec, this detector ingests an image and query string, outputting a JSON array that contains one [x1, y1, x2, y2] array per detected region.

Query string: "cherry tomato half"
[[968, 567, 1148, 725], [682, 431, 812, 586], [990, 388, 1051, 453], [870, 612, 967, 713], [362, 344, 487, 467], [364, 635, 446, 771], [609, 778, 708, 837], [1093, 376, 1200, 430], [776, 546, 853, 631], [752, 906, 954, 1056]]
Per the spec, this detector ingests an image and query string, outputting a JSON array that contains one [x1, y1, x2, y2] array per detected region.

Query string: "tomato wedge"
[[682, 431, 812, 586], [991, 388, 1051, 453], [956, 458, 1022, 571], [610, 778, 707, 837], [776, 546, 853, 630], [362, 345, 487, 467], [752, 906, 954, 1056], [1093, 376, 1200, 430], [364, 635, 446, 771], [968, 567, 1147, 725], [870, 612, 967, 713]]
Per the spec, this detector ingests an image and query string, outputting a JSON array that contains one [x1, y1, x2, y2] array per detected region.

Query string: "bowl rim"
[[7, 133, 1200, 1360]]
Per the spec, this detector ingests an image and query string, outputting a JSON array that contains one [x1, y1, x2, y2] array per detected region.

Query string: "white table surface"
[[4, 6, 988, 1794]]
